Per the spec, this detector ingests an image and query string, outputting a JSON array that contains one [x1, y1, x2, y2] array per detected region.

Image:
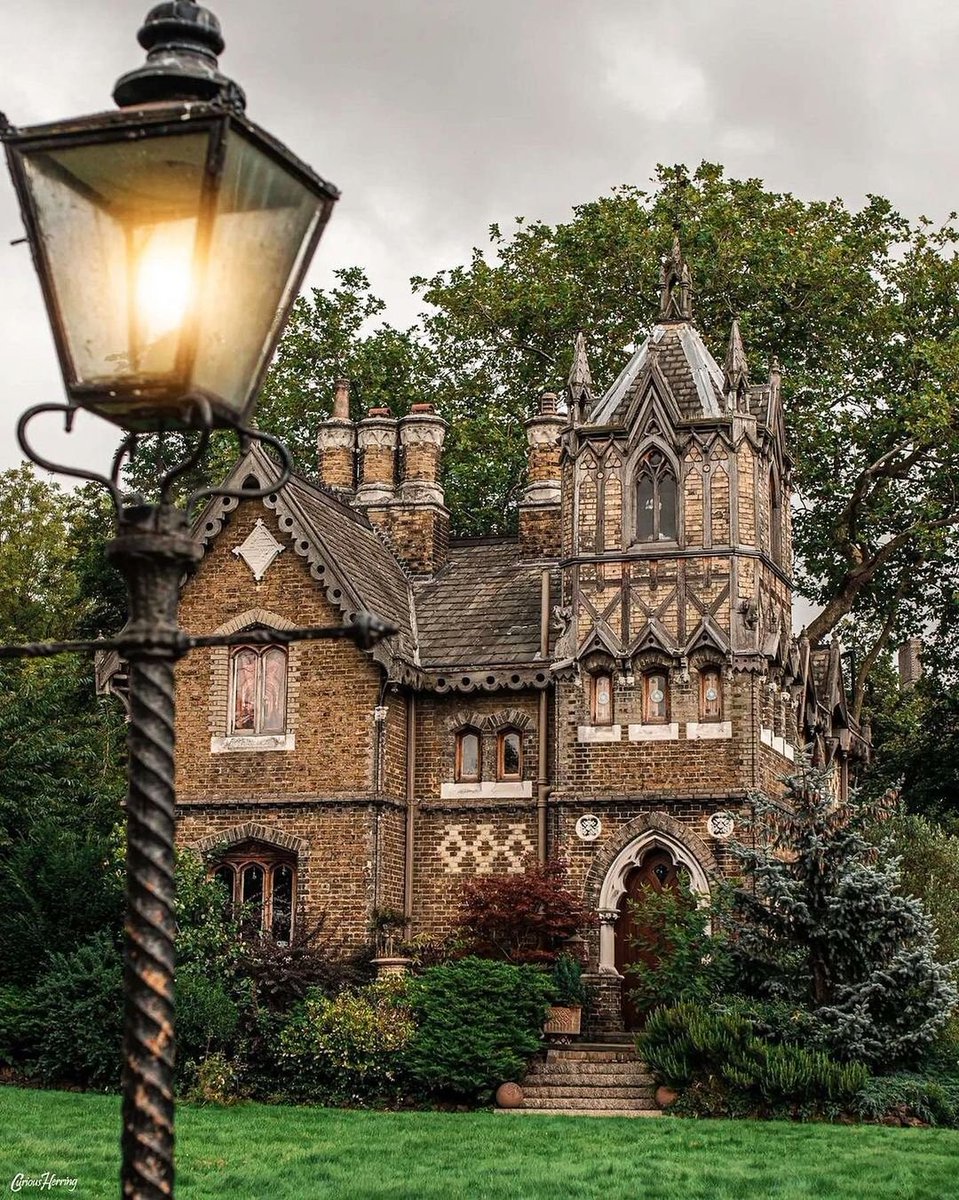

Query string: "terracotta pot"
[[496, 1082, 524, 1109], [655, 1084, 679, 1108], [544, 1005, 582, 1036]]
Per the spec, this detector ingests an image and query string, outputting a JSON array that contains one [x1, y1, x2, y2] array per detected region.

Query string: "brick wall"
[[177, 801, 377, 947]]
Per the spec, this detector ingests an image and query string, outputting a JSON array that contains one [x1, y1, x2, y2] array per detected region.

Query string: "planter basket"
[[544, 1004, 582, 1036]]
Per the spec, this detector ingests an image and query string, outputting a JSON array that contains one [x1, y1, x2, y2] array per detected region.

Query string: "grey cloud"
[[2, 0, 958, 479]]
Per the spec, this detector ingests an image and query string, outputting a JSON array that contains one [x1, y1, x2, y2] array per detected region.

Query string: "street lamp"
[[0, 6, 395, 1199]]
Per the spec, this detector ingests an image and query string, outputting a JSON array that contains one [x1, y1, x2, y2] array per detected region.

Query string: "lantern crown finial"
[[113, 1, 245, 111]]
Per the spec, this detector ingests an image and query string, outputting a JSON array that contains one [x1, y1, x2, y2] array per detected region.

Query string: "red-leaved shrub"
[[456, 858, 594, 964]]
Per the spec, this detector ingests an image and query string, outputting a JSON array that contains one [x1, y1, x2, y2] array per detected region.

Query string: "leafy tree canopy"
[[157, 162, 959, 666]]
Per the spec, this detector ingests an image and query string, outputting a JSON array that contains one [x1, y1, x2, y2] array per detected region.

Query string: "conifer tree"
[[728, 763, 956, 1066]]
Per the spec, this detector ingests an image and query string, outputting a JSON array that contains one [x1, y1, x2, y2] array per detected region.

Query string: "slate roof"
[[280, 474, 418, 664], [588, 322, 725, 425], [413, 538, 556, 667]]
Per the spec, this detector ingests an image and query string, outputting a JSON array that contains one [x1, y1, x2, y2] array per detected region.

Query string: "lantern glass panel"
[[21, 131, 210, 391], [192, 128, 323, 418]]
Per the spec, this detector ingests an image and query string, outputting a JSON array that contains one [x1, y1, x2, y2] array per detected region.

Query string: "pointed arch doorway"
[[614, 847, 684, 1029], [594, 825, 711, 1031]]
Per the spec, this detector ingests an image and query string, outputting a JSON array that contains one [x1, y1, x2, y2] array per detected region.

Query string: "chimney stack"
[[355, 405, 399, 506], [352, 402, 450, 576], [518, 391, 564, 557], [316, 378, 355, 491], [392, 403, 449, 574]]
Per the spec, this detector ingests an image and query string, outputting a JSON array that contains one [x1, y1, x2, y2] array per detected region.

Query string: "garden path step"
[[521, 1085, 657, 1101], [512, 1045, 662, 1117], [512, 1096, 659, 1112], [545, 1049, 637, 1062], [496, 1109, 663, 1118], [525, 1062, 655, 1080]]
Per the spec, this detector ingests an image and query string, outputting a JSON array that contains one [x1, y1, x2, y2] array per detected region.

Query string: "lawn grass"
[[2, 1085, 958, 1199]]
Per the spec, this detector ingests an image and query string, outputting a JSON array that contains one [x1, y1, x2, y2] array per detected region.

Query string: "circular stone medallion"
[[707, 811, 735, 839], [575, 814, 603, 842]]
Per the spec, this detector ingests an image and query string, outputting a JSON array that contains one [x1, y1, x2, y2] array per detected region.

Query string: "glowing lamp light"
[[2, 5, 339, 432]]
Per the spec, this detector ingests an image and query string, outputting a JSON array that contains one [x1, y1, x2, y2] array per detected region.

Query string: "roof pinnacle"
[[568, 331, 593, 398], [723, 319, 750, 412], [659, 236, 693, 321]]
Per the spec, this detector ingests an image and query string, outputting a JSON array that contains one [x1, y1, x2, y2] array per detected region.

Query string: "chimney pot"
[[333, 377, 350, 420], [410, 402, 435, 414], [367, 406, 391, 418], [539, 392, 559, 415]]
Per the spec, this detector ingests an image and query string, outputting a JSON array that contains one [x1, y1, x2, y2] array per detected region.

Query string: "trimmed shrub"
[[277, 978, 413, 1105], [176, 966, 242, 1068], [0, 985, 33, 1068], [404, 957, 552, 1101]]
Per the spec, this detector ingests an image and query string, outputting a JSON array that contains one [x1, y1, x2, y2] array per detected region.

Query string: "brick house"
[[129, 240, 867, 1030]]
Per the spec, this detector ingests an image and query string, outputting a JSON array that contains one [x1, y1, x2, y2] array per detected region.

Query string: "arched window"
[[635, 450, 678, 542], [769, 471, 783, 565], [699, 667, 723, 721], [643, 670, 670, 723], [590, 672, 614, 725], [230, 644, 287, 735], [211, 841, 297, 943], [455, 729, 481, 782], [497, 729, 523, 781]]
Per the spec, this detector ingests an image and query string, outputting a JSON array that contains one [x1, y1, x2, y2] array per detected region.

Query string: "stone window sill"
[[577, 724, 622, 743], [685, 721, 732, 740], [211, 733, 296, 754], [440, 781, 533, 800], [628, 722, 679, 742], [760, 727, 795, 761]]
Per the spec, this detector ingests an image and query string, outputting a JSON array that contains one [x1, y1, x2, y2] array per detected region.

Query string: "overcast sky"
[[1, 0, 958, 479]]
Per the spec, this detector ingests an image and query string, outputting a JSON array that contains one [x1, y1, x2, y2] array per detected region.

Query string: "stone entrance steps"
[[498, 1043, 662, 1118]]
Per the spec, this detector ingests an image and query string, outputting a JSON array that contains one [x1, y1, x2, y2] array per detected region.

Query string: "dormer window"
[[636, 450, 677, 542], [590, 673, 614, 725], [229, 645, 287, 735], [700, 667, 723, 721], [455, 729, 481, 782], [643, 671, 670, 723]]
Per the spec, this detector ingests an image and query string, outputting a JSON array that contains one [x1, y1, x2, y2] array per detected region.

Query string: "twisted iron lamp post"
[[0, 5, 396, 1197]]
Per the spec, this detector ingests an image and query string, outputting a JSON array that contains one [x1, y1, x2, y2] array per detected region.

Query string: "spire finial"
[[113, 2, 245, 109], [567, 330, 593, 424], [659, 237, 693, 321]]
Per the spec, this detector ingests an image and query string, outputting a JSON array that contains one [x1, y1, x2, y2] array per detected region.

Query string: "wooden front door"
[[614, 848, 682, 1029]]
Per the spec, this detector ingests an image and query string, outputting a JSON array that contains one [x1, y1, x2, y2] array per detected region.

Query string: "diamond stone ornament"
[[233, 519, 284, 581]]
